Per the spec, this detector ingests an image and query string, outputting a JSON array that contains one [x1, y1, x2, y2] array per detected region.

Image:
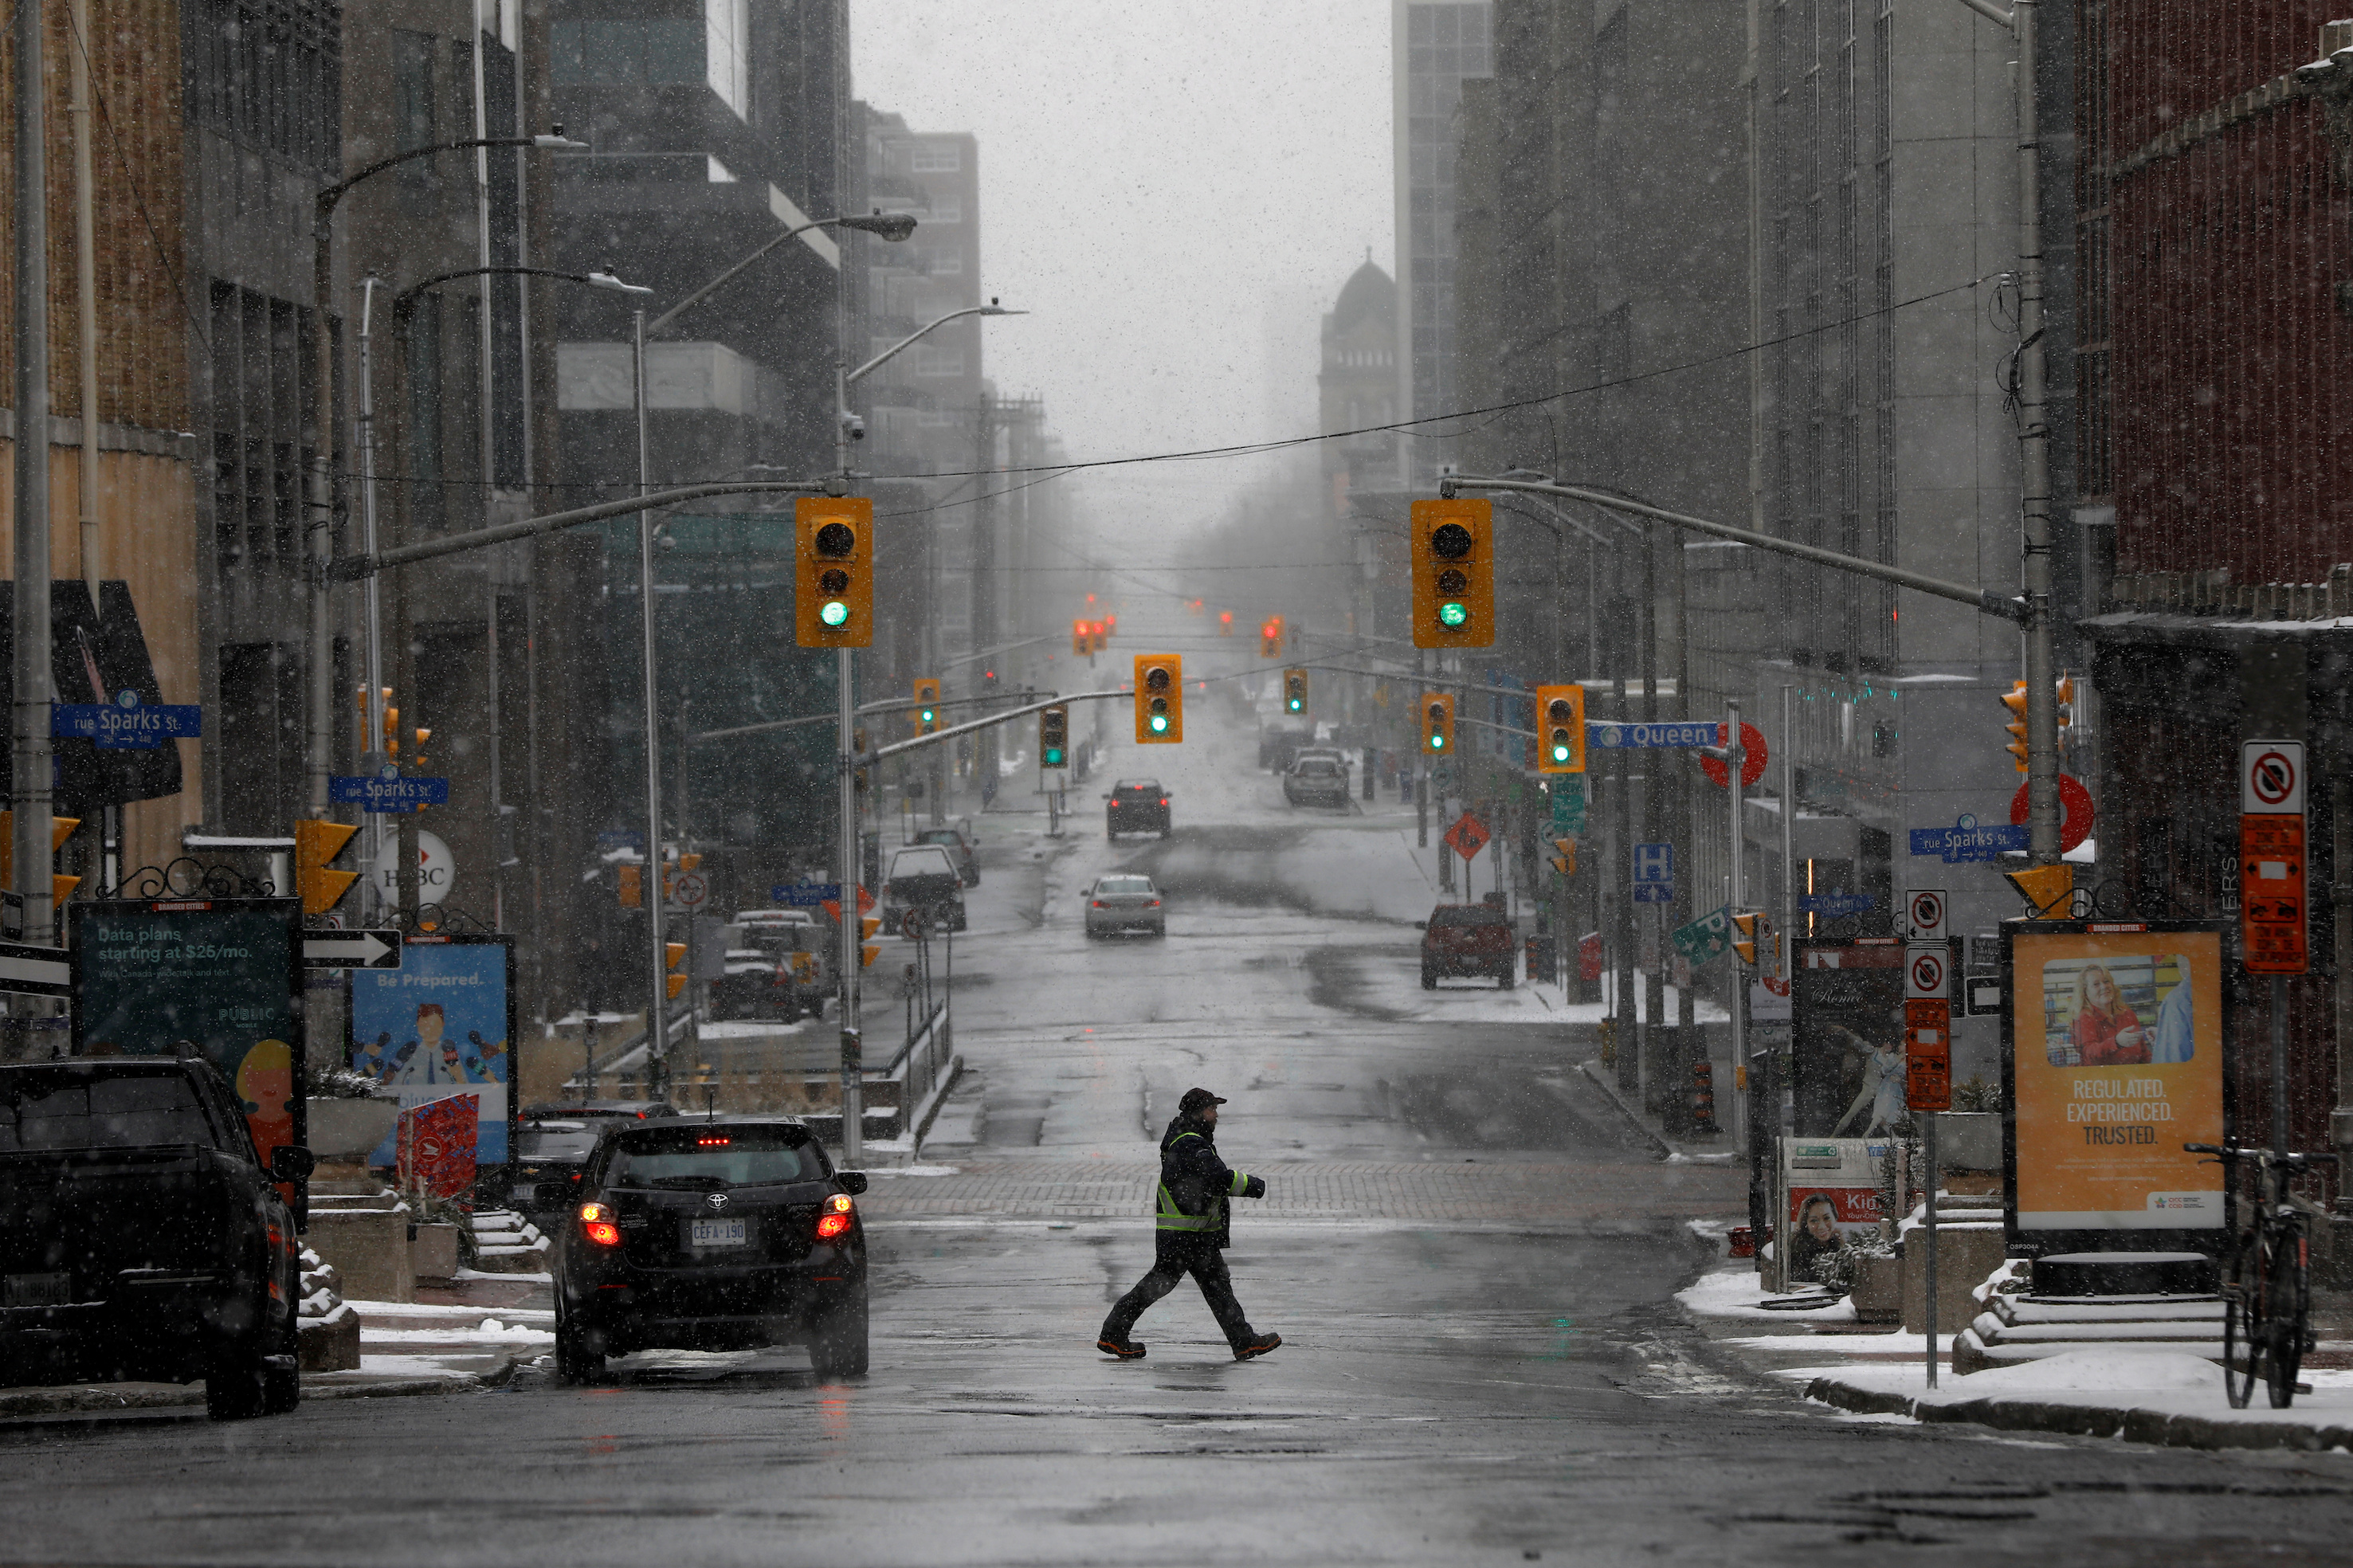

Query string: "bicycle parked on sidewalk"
[[2185, 1140, 2339, 1409]]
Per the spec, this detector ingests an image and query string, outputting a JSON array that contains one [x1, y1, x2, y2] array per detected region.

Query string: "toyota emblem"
[[705, 1193, 730, 1212]]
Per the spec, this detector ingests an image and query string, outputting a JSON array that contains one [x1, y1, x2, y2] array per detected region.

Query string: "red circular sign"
[[1700, 722, 1769, 790], [2249, 749, 2297, 807], [1911, 951, 1947, 993], [2009, 773, 2096, 853]]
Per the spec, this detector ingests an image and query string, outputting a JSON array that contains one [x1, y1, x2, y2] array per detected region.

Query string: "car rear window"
[[1115, 781, 1160, 794], [917, 831, 963, 846], [890, 848, 958, 877], [1428, 906, 1507, 927], [516, 1123, 598, 1161], [607, 1124, 828, 1189], [1296, 760, 1340, 775], [0, 1071, 222, 1152], [1098, 876, 1153, 894]]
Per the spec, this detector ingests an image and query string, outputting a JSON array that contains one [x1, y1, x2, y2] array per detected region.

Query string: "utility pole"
[[14, 0, 55, 958], [633, 308, 668, 1100], [971, 393, 999, 806], [2009, 0, 2061, 868]]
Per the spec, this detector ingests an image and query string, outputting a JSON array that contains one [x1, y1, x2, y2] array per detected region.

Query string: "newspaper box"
[[1773, 1135, 1892, 1292]]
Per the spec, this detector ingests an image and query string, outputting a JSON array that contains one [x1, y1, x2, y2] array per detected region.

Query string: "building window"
[[910, 143, 960, 173], [916, 347, 964, 377], [927, 251, 963, 276], [191, 0, 342, 173], [704, 0, 747, 113], [551, 10, 742, 114], [924, 196, 963, 223]]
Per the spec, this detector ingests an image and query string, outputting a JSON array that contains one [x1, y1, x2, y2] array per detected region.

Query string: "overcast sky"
[[849, 2, 1394, 551]]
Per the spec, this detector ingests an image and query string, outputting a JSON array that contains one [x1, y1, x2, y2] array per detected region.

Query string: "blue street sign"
[[1588, 720, 1718, 750], [772, 883, 841, 907], [596, 829, 646, 853], [328, 775, 449, 813], [1633, 884, 1677, 904], [1798, 892, 1878, 918], [1633, 842, 1674, 884], [53, 696, 201, 749], [1907, 814, 2029, 864]]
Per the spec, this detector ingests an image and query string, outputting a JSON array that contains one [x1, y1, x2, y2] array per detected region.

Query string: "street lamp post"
[[627, 210, 916, 1108], [364, 265, 648, 926], [305, 129, 586, 829]]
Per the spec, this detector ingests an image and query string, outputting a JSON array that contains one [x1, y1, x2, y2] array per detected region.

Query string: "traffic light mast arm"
[[326, 479, 831, 581], [688, 690, 1049, 747], [1453, 714, 1538, 742], [1440, 476, 2028, 625], [857, 690, 1130, 767]]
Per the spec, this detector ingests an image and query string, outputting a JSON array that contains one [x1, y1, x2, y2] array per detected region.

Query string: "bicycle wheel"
[[2222, 1234, 2264, 1410], [2263, 1223, 2309, 1409]]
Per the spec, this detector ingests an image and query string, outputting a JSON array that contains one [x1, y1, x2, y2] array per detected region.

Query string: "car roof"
[[1113, 779, 1161, 790]]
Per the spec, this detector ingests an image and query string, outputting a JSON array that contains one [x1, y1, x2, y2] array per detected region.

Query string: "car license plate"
[[3, 1272, 71, 1307], [688, 1217, 747, 1249]]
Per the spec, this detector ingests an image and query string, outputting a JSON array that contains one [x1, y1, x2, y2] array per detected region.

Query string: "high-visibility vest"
[[1154, 1134, 1252, 1232]]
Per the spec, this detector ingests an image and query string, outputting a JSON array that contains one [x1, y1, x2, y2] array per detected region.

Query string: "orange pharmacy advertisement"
[[2005, 923, 2226, 1239]]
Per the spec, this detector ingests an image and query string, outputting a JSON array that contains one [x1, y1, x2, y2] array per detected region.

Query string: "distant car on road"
[[544, 1115, 871, 1379], [503, 1119, 601, 1217], [708, 949, 806, 1021], [912, 827, 980, 886], [881, 844, 967, 934], [1106, 779, 1171, 839], [732, 913, 829, 1017], [1283, 755, 1351, 809], [1084, 872, 1167, 939], [1417, 903, 1516, 989]]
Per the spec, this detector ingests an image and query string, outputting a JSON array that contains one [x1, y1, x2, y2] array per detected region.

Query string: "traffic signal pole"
[[837, 644, 861, 1166], [633, 309, 670, 1102]]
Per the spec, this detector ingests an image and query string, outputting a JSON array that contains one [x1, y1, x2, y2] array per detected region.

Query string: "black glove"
[[1244, 1176, 1266, 1199]]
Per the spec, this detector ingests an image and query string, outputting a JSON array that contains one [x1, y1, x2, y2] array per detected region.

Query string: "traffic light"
[[1072, 619, 1088, 657], [913, 678, 941, 734], [2001, 680, 2029, 771], [794, 496, 873, 648], [1410, 498, 1496, 649], [1731, 911, 1765, 966], [861, 914, 881, 968], [1135, 654, 1184, 743], [1422, 692, 1454, 755], [1284, 668, 1308, 714], [1039, 704, 1069, 768], [1219, 610, 1233, 636], [1089, 621, 1108, 655], [665, 941, 688, 1001], [1535, 684, 1586, 774], [295, 819, 360, 915], [1548, 837, 1578, 876], [618, 864, 643, 907], [0, 813, 83, 907]]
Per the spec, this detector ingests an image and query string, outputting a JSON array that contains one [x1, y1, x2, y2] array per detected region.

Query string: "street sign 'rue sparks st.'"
[[330, 775, 450, 812]]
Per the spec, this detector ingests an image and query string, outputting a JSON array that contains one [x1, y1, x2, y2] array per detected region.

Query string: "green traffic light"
[[1437, 602, 1469, 629], [1044, 747, 1065, 766], [1429, 735, 1446, 751], [920, 708, 935, 724], [1287, 698, 1301, 712], [1150, 715, 1168, 733], [819, 600, 850, 628]]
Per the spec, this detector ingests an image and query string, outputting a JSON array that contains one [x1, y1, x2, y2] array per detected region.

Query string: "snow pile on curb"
[[1677, 1264, 1858, 1325]]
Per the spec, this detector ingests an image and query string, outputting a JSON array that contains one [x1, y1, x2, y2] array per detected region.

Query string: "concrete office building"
[[1393, 0, 1490, 485]]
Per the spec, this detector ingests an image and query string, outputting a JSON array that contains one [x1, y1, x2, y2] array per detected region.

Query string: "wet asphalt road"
[[9, 710, 2353, 1565]]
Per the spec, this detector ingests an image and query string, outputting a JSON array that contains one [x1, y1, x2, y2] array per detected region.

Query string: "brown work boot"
[[1096, 1337, 1147, 1359], [1233, 1333, 1282, 1361]]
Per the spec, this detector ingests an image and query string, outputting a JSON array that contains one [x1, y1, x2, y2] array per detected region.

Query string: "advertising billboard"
[[347, 934, 514, 1168], [1790, 939, 1908, 1137], [2003, 921, 2228, 1251], [69, 899, 306, 1180]]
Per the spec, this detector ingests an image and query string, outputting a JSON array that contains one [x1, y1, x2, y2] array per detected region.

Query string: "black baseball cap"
[[1178, 1088, 1228, 1113]]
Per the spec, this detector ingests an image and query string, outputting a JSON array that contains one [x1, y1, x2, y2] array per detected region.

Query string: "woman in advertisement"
[[1786, 1193, 1847, 1284], [2070, 965, 2151, 1066]]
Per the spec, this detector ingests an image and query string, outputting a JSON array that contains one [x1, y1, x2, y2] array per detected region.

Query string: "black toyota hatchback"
[[545, 1117, 869, 1379]]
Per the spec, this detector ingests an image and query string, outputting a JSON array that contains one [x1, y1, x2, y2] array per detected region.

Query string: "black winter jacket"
[[1154, 1114, 1265, 1247]]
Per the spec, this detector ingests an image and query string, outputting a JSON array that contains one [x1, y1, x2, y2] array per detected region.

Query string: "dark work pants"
[[1101, 1235, 1256, 1349]]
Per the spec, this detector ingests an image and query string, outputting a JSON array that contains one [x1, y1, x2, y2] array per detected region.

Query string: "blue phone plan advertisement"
[[348, 938, 512, 1166]]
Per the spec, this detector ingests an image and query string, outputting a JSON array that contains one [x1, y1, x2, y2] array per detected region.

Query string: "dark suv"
[[1106, 779, 1171, 839], [546, 1117, 870, 1378]]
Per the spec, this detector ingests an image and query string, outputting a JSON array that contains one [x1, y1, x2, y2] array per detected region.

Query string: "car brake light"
[[1147, 900, 1159, 907], [816, 1193, 854, 1241], [1092, 900, 1106, 908], [696, 1136, 731, 1146], [580, 1201, 622, 1247], [1159, 798, 1168, 806]]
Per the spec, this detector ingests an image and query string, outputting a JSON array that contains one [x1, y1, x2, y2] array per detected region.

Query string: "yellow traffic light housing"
[[1535, 684, 1586, 774], [2004, 861, 2075, 917], [1731, 911, 1764, 966], [1548, 837, 1578, 876], [1422, 692, 1454, 755], [0, 813, 83, 907], [913, 678, 941, 733], [794, 497, 873, 648], [861, 915, 882, 968], [618, 864, 643, 907], [1135, 655, 1184, 743], [1410, 499, 1496, 649], [665, 941, 688, 1000], [1284, 668, 1308, 714], [295, 819, 361, 915], [1039, 704, 1069, 768], [1091, 621, 1109, 655], [2002, 680, 2029, 772]]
